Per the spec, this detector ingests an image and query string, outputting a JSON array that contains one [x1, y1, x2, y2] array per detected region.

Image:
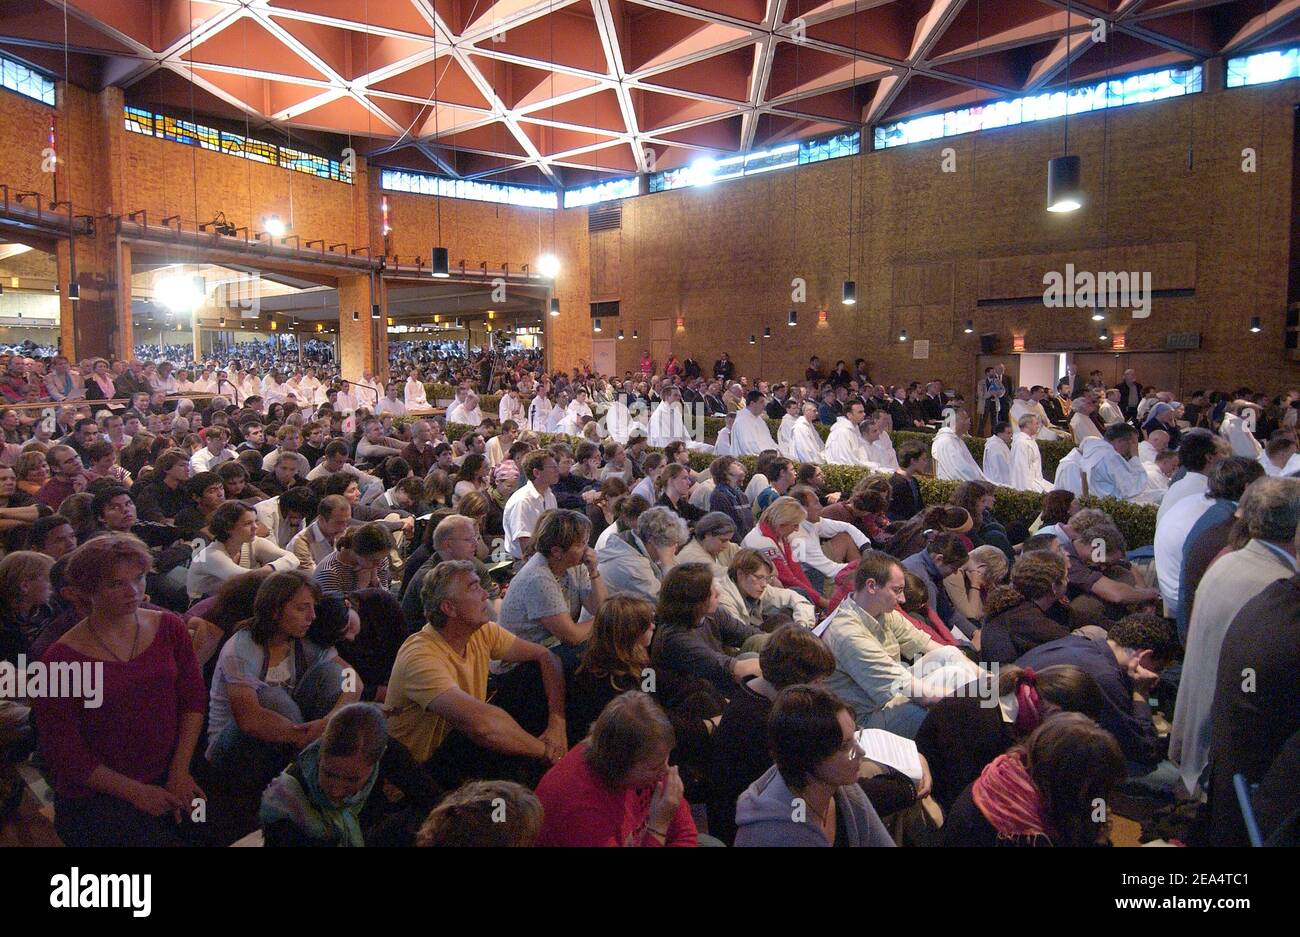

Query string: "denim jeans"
[[864, 701, 929, 740], [208, 659, 344, 789]]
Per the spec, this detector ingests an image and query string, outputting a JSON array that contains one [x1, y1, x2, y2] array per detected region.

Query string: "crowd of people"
[[0, 339, 1297, 848]]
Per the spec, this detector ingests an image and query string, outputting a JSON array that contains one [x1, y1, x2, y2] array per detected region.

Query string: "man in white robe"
[[1138, 428, 1170, 464], [1009, 387, 1060, 441], [784, 404, 825, 465], [566, 390, 594, 425], [1258, 436, 1300, 476], [1098, 389, 1126, 426], [1069, 397, 1103, 445], [450, 392, 484, 427], [776, 399, 800, 457], [1081, 426, 1154, 502], [863, 411, 898, 470], [731, 391, 778, 456], [1220, 403, 1263, 459], [713, 412, 736, 456], [497, 388, 524, 425], [981, 422, 1013, 485], [931, 409, 988, 482], [1008, 415, 1054, 493], [822, 400, 878, 468], [528, 393, 553, 434], [545, 393, 570, 433]]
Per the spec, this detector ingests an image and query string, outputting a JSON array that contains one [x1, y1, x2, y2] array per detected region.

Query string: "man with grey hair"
[[384, 559, 567, 785], [400, 514, 501, 630], [1170, 476, 1300, 799], [596, 505, 689, 602]]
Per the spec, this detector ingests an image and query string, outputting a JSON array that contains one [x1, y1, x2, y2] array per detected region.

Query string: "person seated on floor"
[[32, 533, 207, 847], [187, 500, 300, 601], [895, 570, 961, 647], [1016, 612, 1178, 779], [942, 712, 1125, 847], [383, 560, 567, 789], [715, 548, 816, 632], [822, 550, 980, 739], [1062, 520, 1160, 629], [915, 664, 1104, 814], [743, 496, 830, 613], [173, 471, 226, 540], [596, 505, 689, 603], [334, 589, 408, 704], [706, 624, 837, 844], [205, 571, 360, 791], [415, 779, 543, 847], [734, 684, 895, 848], [651, 561, 765, 698], [979, 551, 1072, 666], [259, 701, 438, 847], [311, 522, 395, 597], [900, 533, 978, 642], [287, 494, 351, 573], [674, 511, 739, 574], [535, 690, 699, 846], [400, 513, 501, 633], [565, 594, 720, 782]]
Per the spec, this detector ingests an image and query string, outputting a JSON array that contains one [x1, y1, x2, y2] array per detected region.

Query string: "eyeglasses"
[[838, 735, 865, 760]]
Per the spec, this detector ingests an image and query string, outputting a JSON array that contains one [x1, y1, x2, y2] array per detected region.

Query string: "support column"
[[338, 274, 386, 384], [114, 239, 133, 361]]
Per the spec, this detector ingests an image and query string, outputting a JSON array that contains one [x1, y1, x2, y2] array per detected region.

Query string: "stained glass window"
[[380, 169, 558, 209], [874, 66, 1203, 149], [1226, 47, 1300, 88], [0, 53, 55, 106]]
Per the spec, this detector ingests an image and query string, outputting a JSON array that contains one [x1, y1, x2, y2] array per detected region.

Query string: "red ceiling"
[[1, 0, 1298, 187]]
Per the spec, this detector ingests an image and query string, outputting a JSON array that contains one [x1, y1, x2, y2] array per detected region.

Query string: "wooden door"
[[650, 317, 672, 375]]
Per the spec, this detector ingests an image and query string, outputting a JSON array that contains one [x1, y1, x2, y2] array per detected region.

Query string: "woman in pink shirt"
[[535, 690, 697, 846]]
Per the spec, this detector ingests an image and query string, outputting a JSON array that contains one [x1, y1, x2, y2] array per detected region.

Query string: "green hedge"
[[422, 419, 1156, 548]]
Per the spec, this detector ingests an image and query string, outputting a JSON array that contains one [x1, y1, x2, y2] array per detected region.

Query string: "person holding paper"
[[733, 685, 894, 847]]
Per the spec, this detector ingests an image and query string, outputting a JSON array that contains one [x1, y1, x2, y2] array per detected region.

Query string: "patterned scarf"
[[259, 740, 380, 847], [971, 750, 1055, 845]]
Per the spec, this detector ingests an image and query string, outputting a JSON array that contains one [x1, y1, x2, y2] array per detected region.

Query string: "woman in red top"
[[639, 350, 654, 378], [898, 570, 959, 646], [33, 533, 208, 847], [745, 497, 827, 612], [535, 690, 697, 847]]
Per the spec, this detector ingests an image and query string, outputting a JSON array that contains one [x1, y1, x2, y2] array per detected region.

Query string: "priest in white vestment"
[[784, 404, 825, 465], [1008, 415, 1054, 493], [931, 409, 988, 482], [730, 392, 778, 456], [822, 402, 878, 468], [982, 424, 1013, 486]]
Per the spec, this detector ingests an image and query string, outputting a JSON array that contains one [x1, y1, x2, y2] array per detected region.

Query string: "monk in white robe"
[[1008, 416, 1053, 493], [982, 427, 1013, 486], [931, 410, 988, 482], [731, 396, 778, 456]]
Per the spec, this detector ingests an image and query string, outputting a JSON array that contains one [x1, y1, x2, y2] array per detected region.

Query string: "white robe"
[[1220, 412, 1263, 459], [404, 378, 430, 410], [529, 397, 553, 434], [1009, 432, 1053, 493], [982, 434, 1012, 486], [714, 426, 734, 456], [777, 414, 798, 455], [607, 398, 633, 445], [1080, 436, 1152, 501], [451, 406, 483, 427], [375, 396, 407, 417], [731, 407, 777, 456], [865, 434, 898, 471], [1052, 448, 1085, 496], [1069, 411, 1102, 445], [1010, 399, 1059, 441], [647, 401, 681, 448], [498, 394, 524, 425], [545, 405, 566, 434], [1258, 452, 1300, 477], [823, 417, 877, 468], [567, 401, 594, 425], [785, 416, 825, 465], [931, 426, 987, 482]]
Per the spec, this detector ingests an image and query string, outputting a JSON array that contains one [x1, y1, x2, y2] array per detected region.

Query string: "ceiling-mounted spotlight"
[[842, 280, 856, 306], [1091, 303, 1106, 322], [537, 253, 560, 279], [898, 329, 908, 342], [963, 320, 974, 334], [593, 318, 602, 333], [617, 329, 625, 340], [549, 298, 560, 317], [1047, 155, 1083, 213], [263, 214, 286, 237], [763, 327, 771, 339], [1098, 328, 1110, 342], [1249, 317, 1262, 333], [748, 334, 756, 344], [431, 246, 450, 278], [788, 310, 797, 326]]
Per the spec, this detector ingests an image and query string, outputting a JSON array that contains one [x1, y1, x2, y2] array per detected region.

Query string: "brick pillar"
[[337, 273, 387, 384]]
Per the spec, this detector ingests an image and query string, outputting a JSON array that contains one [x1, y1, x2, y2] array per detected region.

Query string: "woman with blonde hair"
[[715, 548, 815, 631], [944, 543, 1010, 622], [13, 449, 51, 497], [742, 496, 826, 611]]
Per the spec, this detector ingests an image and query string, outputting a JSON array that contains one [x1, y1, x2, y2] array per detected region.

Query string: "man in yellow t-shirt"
[[384, 560, 567, 785]]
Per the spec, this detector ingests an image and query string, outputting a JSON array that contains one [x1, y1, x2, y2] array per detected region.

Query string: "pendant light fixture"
[[763, 327, 771, 339], [430, 28, 450, 279], [593, 318, 602, 333], [1249, 317, 1262, 333], [1047, 0, 1083, 212], [898, 329, 908, 342], [431, 246, 450, 278], [842, 1, 860, 303], [788, 310, 797, 327], [1098, 327, 1109, 342], [618, 329, 625, 340], [963, 320, 974, 333]]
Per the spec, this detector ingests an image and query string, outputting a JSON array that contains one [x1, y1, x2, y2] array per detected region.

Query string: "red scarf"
[[971, 751, 1055, 845], [758, 520, 825, 609]]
